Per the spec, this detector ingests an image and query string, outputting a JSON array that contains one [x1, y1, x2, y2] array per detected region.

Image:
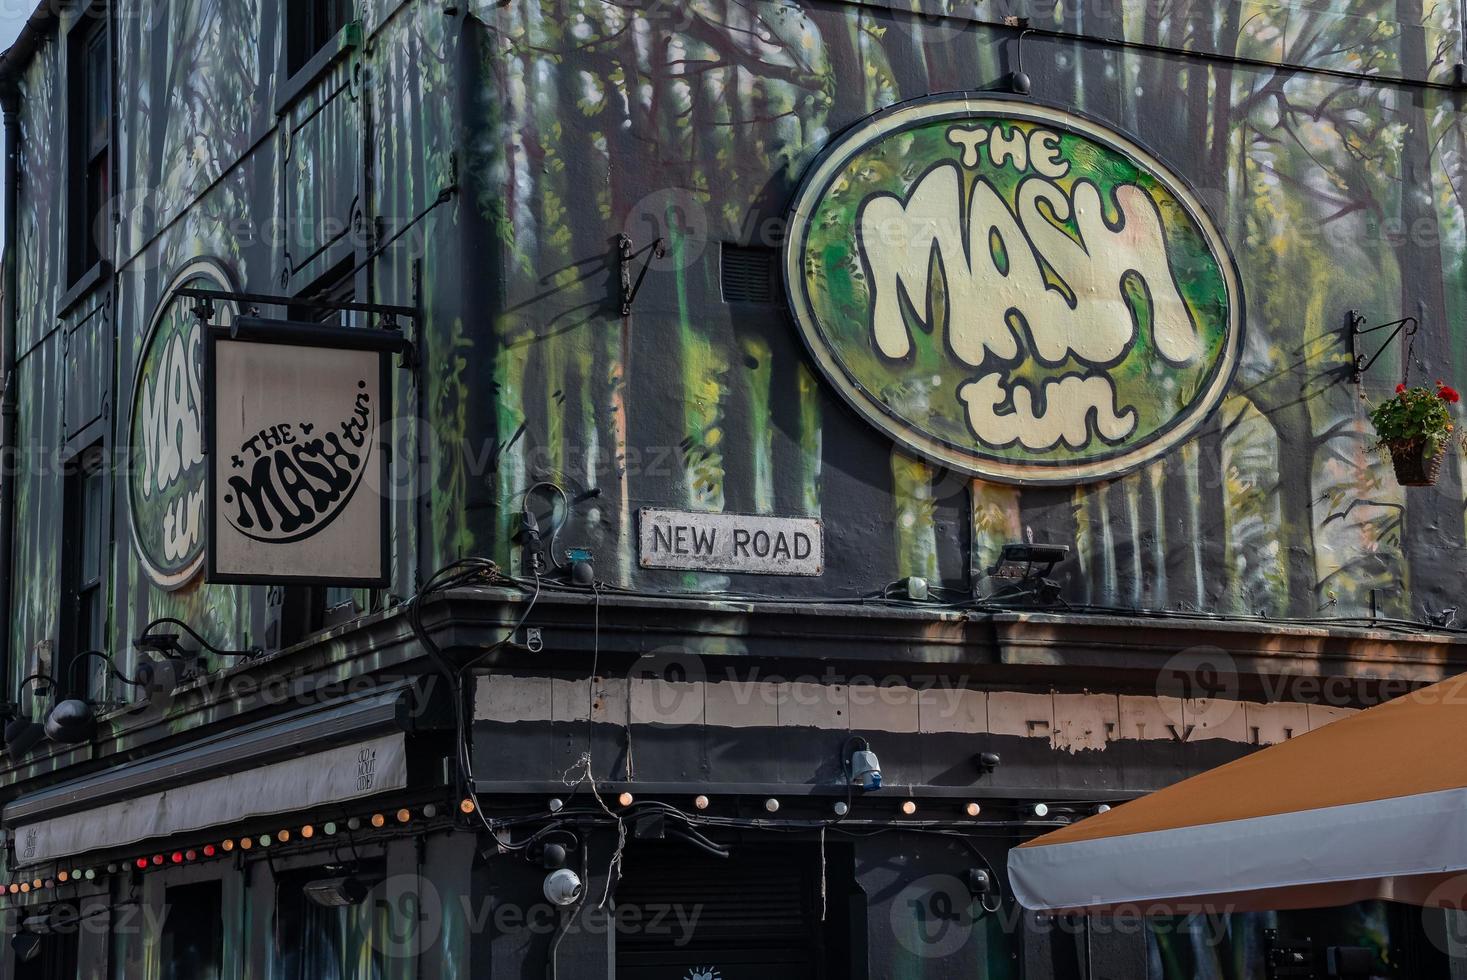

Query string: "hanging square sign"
[[205, 318, 405, 587]]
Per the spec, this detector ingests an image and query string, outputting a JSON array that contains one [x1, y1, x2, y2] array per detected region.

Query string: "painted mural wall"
[[7, 0, 1467, 725], [0, 3, 1464, 978], [461, 0, 1467, 627]]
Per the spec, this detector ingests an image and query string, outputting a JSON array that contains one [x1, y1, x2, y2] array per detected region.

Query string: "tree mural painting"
[[3, 1, 1461, 707], [0, 0, 1462, 975], [461, 0, 1467, 628]]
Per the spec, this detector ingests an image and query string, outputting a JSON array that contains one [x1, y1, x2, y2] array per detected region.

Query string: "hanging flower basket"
[[1386, 439, 1447, 487], [1370, 382, 1460, 488]]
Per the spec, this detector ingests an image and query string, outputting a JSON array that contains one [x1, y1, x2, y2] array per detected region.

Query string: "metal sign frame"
[[203, 316, 408, 588]]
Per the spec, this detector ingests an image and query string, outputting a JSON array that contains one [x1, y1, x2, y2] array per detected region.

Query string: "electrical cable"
[[521, 482, 570, 572]]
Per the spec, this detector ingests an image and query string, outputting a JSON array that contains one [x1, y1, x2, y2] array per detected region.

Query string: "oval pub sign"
[[128, 258, 236, 590], [784, 96, 1243, 485]]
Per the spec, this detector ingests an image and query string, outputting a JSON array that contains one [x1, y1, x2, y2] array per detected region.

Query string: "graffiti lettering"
[[958, 373, 1137, 451], [138, 326, 204, 499], [224, 390, 373, 543], [860, 161, 1200, 369]]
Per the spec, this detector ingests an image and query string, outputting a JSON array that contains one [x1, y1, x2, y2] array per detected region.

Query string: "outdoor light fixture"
[[547, 798, 564, 813], [832, 801, 849, 817], [900, 800, 917, 816], [1030, 803, 1050, 818], [5, 673, 53, 760], [618, 792, 634, 807], [460, 798, 476, 815], [43, 697, 97, 745], [764, 798, 780, 813], [965, 802, 982, 818], [422, 805, 438, 819], [845, 737, 882, 791], [1094, 804, 1112, 815], [45, 652, 147, 745], [396, 809, 411, 824], [693, 795, 710, 811], [370, 814, 386, 829], [1003, 24, 1034, 95], [133, 617, 260, 660], [303, 876, 371, 909], [985, 543, 1070, 606], [542, 844, 569, 870]]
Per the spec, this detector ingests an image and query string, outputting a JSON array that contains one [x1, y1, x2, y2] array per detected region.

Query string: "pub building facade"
[[2, 0, 1467, 977]]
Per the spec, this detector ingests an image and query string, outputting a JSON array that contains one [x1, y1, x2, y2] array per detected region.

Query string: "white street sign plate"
[[638, 508, 823, 576]]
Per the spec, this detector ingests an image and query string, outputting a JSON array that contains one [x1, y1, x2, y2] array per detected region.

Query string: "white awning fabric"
[[9, 732, 407, 868]]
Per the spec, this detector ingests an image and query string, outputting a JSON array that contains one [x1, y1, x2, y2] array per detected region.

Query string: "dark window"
[[288, 0, 352, 76], [60, 445, 108, 700], [13, 928, 78, 980], [272, 864, 386, 979], [161, 881, 223, 980], [67, 8, 110, 283]]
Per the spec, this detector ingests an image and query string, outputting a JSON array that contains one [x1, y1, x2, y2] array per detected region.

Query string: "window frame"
[[277, 2, 359, 115], [63, 3, 112, 295], [59, 443, 110, 703]]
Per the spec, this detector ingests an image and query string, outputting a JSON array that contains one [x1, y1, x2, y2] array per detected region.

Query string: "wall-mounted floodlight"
[[985, 543, 1070, 607], [4, 673, 53, 761], [303, 877, 371, 908], [845, 736, 882, 791], [45, 651, 147, 745]]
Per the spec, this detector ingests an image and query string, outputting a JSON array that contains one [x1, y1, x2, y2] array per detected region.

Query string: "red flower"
[[1439, 383, 1461, 404], [1397, 384, 1408, 394]]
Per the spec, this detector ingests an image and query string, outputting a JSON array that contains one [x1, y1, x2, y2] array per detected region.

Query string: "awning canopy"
[[3, 682, 422, 867], [1008, 672, 1467, 914]]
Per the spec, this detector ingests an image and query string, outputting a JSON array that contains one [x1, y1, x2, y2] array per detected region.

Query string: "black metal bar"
[[1349, 310, 1418, 383], [618, 234, 667, 316], [174, 286, 418, 321]]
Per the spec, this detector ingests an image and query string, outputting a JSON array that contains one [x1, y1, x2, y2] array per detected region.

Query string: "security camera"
[[543, 868, 583, 907]]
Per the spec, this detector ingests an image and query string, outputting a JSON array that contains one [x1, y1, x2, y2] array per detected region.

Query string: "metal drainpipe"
[[0, 90, 21, 708]]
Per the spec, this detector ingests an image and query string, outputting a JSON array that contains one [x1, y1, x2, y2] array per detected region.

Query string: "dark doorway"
[[614, 841, 859, 980]]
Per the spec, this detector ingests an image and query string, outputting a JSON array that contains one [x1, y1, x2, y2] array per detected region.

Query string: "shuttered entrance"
[[614, 844, 828, 980]]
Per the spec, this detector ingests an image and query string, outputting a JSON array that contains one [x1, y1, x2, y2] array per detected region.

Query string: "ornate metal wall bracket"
[[619, 234, 667, 316], [1349, 310, 1418, 384]]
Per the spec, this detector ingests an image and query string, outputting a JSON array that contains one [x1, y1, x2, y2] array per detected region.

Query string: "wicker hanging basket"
[[1388, 440, 1447, 487]]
